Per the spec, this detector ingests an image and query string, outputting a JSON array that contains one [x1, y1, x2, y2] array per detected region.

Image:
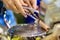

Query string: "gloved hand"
[[25, 0, 40, 23], [0, 10, 16, 27]]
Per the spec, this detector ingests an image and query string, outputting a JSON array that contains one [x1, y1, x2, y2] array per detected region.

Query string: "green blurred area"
[[14, 13, 25, 24], [40, 14, 44, 21], [14, 13, 44, 24]]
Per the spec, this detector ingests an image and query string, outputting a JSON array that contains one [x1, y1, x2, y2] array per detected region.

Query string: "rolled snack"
[[39, 20, 50, 31]]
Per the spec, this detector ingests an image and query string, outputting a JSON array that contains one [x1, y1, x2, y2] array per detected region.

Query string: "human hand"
[[3, 0, 37, 17], [3, 0, 28, 17]]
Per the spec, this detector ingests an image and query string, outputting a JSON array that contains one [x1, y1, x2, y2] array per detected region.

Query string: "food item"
[[36, 37, 41, 40], [40, 20, 50, 31]]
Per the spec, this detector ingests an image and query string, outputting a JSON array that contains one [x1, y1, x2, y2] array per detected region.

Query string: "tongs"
[[23, 7, 47, 36], [24, 0, 41, 20], [23, 7, 40, 23]]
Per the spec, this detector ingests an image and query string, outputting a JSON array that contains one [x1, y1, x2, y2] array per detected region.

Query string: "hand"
[[3, 0, 37, 17], [3, 0, 28, 17]]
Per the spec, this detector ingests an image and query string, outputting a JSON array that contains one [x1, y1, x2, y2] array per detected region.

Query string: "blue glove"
[[37, 0, 41, 6], [0, 10, 16, 27], [25, 0, 40, 23]]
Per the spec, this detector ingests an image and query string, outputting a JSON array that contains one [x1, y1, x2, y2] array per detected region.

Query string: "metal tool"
[[8, 24, 46, 37], [3, 11, 11, 29], [23, 7, 40, 22], [8, 7, 47, 38]]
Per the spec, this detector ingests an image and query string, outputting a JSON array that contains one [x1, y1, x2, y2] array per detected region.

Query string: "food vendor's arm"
[[39, 20, 50, 31]]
